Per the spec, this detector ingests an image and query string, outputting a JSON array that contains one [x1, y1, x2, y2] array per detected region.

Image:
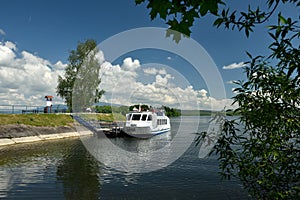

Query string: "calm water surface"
[[0, 116, 250, 199]]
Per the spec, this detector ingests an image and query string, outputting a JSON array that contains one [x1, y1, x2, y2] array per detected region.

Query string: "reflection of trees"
[[56, 140, 102, 199]]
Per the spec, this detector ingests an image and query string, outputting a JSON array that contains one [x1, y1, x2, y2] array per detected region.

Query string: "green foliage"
[[136, 0, 223, 38], [215, 57, 300, 199], [138, 0, 300, 199], [96, 113, 124, 122], [0, 114, 74, 127], [112, 105, 130, 116], [128, 104, 180, 117], [56, 39, 104, 112], [95, 105, 112, 113], [136, 0, 299, 39], [162, 105, 181, 117], [79, 113, 126, 122], [95, 105, 129, 116], [129, 104, 150, 111]]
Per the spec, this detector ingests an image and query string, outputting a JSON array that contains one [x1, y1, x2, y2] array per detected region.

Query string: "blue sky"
[[0, 0, 298, 110]]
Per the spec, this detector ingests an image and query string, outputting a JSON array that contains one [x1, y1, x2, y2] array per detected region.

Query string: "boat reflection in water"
[[80, 116, 198, 174], [81, 131, 172, 173]]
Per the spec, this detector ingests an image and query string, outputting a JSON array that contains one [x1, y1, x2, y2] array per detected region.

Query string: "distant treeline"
[[95, 104, 181, 117], [95, 105, 128, 116], [162, 106, 181, 117], [181, 109, 237, 116], [128, 104, 150, 112], [128, 104, 181, 117], [95, 105, 236, 117]]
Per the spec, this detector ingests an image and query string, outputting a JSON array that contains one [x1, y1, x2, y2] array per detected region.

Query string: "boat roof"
[[128, 110, 166, 117]]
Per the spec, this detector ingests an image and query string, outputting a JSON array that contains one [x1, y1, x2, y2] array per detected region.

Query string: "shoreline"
[[0, 131, 93, 147], [0, 124, 93, 147]]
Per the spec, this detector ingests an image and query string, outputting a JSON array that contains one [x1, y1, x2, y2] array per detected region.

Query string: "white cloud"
[[98, 55, 236, 110], [122, 57, 140, 71], [154, 74, 174, 86], [158, 68, 167, 75], [95, 50, 105, 64], [0, 41, 17, 67], [4, 41, 17, 51], [0, 40, 66, 105], [0, 29, 5, 36], [0, 42, 236, 111], [223, 62, 247, 70], [53, 61, 67, 71], [143, 67, 157, 75], [144, 67, 167, 75], [198, 89, 208, 97]]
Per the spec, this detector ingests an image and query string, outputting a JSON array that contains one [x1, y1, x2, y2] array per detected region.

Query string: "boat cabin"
[[124, 110, 171, 137]]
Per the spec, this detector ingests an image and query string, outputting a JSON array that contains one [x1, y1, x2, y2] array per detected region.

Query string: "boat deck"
[[73, 115, 126, 138]]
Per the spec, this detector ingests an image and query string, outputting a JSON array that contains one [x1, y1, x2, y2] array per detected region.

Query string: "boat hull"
[[122, 126, 170, 138]]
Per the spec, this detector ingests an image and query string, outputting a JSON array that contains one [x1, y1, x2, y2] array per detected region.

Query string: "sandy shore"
[[0, 124, 92, 146]]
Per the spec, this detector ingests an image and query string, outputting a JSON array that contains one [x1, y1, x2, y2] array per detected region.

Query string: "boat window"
[[147, 115, 152, 121], [132, 114, 141, 121], [156, 111, 163, 116], [126, 114, 132, 120], [141, 114, 147, 121], [157, 119, 167, 125]]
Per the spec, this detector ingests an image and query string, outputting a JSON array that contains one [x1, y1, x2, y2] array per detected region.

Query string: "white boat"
[[122, 109, 171, 138]]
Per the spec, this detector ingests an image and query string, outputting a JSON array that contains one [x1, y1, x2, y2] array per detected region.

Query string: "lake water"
[[0, 116, 250, 199]]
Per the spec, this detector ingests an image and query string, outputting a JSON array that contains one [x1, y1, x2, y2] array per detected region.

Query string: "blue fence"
[[0, 105, 68, 114]]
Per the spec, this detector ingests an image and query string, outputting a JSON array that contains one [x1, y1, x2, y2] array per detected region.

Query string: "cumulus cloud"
[[95, 50, 105, 64], [98, 55, 236, 110], [4, 41, 17, 51], [0, 40, 66, 105], [143, 67, 167, 75], [0, 41, 236, 111], [53, 61, 67, 71], [122, 57, 140, 71], [143, 68, 156, 75], [223, 62, 247, 70], [198, 89, 208, 97], [154, 74, 174, 86], [0, 41, 17, 67], [0, 29, 5, 35]]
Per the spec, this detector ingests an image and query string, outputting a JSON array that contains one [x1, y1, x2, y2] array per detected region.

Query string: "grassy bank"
[[0, 113, 126, 127], [79, 113, 125, 122], [0, 114, 74, 127], [97, 113, 125, 122]]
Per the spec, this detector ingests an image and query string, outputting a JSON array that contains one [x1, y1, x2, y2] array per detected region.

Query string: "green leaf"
[[267, 25, 277, 30], [213, 18, 224, 27], [246, 51, 253, 59], [279, 14, 287, 24], [199, 4, 209, 16], [207, 0, 219, 15], [245, 28, 250, 38], [135, 0, 145, 5]]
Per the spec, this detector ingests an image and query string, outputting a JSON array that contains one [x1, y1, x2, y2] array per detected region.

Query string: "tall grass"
[[0, 114, 74, 127]]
